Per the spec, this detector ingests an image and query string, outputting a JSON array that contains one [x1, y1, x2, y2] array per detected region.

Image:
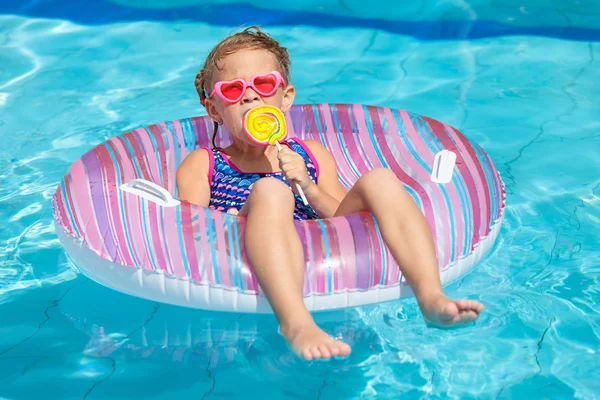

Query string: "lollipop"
[[243, 105, 308, 205], [243, 105, 287, 146]]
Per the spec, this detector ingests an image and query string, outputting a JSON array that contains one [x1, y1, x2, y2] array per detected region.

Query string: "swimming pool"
[[1, 0, 599, 398]]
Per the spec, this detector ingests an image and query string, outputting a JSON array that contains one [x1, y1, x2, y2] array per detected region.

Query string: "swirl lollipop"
[[243, 105, 287, 146], [243, 105, 308, 205]]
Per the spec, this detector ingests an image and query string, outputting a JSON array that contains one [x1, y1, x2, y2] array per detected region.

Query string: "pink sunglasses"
[[203, 71, 286, 105]]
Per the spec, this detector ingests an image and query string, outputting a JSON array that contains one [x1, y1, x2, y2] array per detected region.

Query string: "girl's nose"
[[241, 87, 260, 104]]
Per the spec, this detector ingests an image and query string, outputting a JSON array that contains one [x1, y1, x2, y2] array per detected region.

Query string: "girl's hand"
[[277, 146, 313, 193]]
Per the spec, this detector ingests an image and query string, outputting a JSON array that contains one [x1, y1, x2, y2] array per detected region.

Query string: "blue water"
[[1, 1, 599, 398]]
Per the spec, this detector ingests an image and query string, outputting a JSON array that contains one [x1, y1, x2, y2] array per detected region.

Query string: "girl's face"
[[204, 49, 296, 146]]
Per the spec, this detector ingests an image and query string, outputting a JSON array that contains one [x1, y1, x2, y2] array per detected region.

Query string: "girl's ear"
[[280, 84, 296, 113], [204, 99, 222, 124]]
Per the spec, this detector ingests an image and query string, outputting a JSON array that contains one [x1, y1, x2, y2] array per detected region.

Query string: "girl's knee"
[[356, 168, 414, 207], [248, 178, 294, 208], [357, 168, 399, 192]]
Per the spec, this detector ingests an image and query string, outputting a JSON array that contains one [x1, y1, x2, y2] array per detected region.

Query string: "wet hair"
[[194, 26, 291, 149]]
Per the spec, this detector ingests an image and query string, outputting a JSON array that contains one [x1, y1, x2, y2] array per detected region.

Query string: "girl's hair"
[[194, 26, 291, 150]]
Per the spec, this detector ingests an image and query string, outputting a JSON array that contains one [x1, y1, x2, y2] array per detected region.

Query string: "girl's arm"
[[303, 140, 349, 219], [176, 149, 212, 207]]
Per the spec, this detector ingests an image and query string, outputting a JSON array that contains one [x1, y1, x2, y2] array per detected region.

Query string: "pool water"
[[1, 1, 599, 398]]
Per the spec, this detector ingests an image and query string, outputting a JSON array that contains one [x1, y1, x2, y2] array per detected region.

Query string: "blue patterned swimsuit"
[[205, 138, 319, 220]]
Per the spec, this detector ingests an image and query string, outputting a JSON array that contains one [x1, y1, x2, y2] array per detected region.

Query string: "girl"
[[177, 26, 484, 361]]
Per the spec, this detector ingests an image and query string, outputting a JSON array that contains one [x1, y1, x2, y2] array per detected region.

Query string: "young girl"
[[177, 26, 484, 361]]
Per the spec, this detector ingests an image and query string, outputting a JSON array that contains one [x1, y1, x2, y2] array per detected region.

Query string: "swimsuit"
[[205, 138, 319, 220]]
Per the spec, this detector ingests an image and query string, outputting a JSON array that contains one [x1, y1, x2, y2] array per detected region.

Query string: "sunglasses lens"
[[253, 74, 278, 95], [220, 81, 244, 101]]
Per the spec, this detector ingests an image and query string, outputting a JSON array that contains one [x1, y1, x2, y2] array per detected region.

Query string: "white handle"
[[431, 150, 457, 184], [120, 179, 180, 207], [275, 141, 309, 205]]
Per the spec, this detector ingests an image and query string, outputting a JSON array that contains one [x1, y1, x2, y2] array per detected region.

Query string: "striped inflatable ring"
[[52, 104, 505, 313]]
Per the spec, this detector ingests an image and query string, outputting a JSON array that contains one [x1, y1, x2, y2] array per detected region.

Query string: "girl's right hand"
[[277, 145, 313, 192]]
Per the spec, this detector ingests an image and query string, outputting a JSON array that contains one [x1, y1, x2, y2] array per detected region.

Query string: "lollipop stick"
[[274, 141, 309, 205]]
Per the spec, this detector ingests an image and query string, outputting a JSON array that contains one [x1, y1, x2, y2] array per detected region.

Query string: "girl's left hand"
[[277, 146, 313, 192]]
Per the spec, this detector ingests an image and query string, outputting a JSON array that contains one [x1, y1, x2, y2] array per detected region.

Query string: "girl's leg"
[[238, 178, 351, 359], [334, 169, 483, 326]]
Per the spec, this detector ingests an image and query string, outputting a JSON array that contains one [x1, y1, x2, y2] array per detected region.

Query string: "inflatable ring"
[[52, 104, 505, 313]]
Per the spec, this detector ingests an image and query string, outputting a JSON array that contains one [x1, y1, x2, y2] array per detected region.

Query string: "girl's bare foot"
[[280, 322, 352, 360], [418, 292, 484, 327]]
